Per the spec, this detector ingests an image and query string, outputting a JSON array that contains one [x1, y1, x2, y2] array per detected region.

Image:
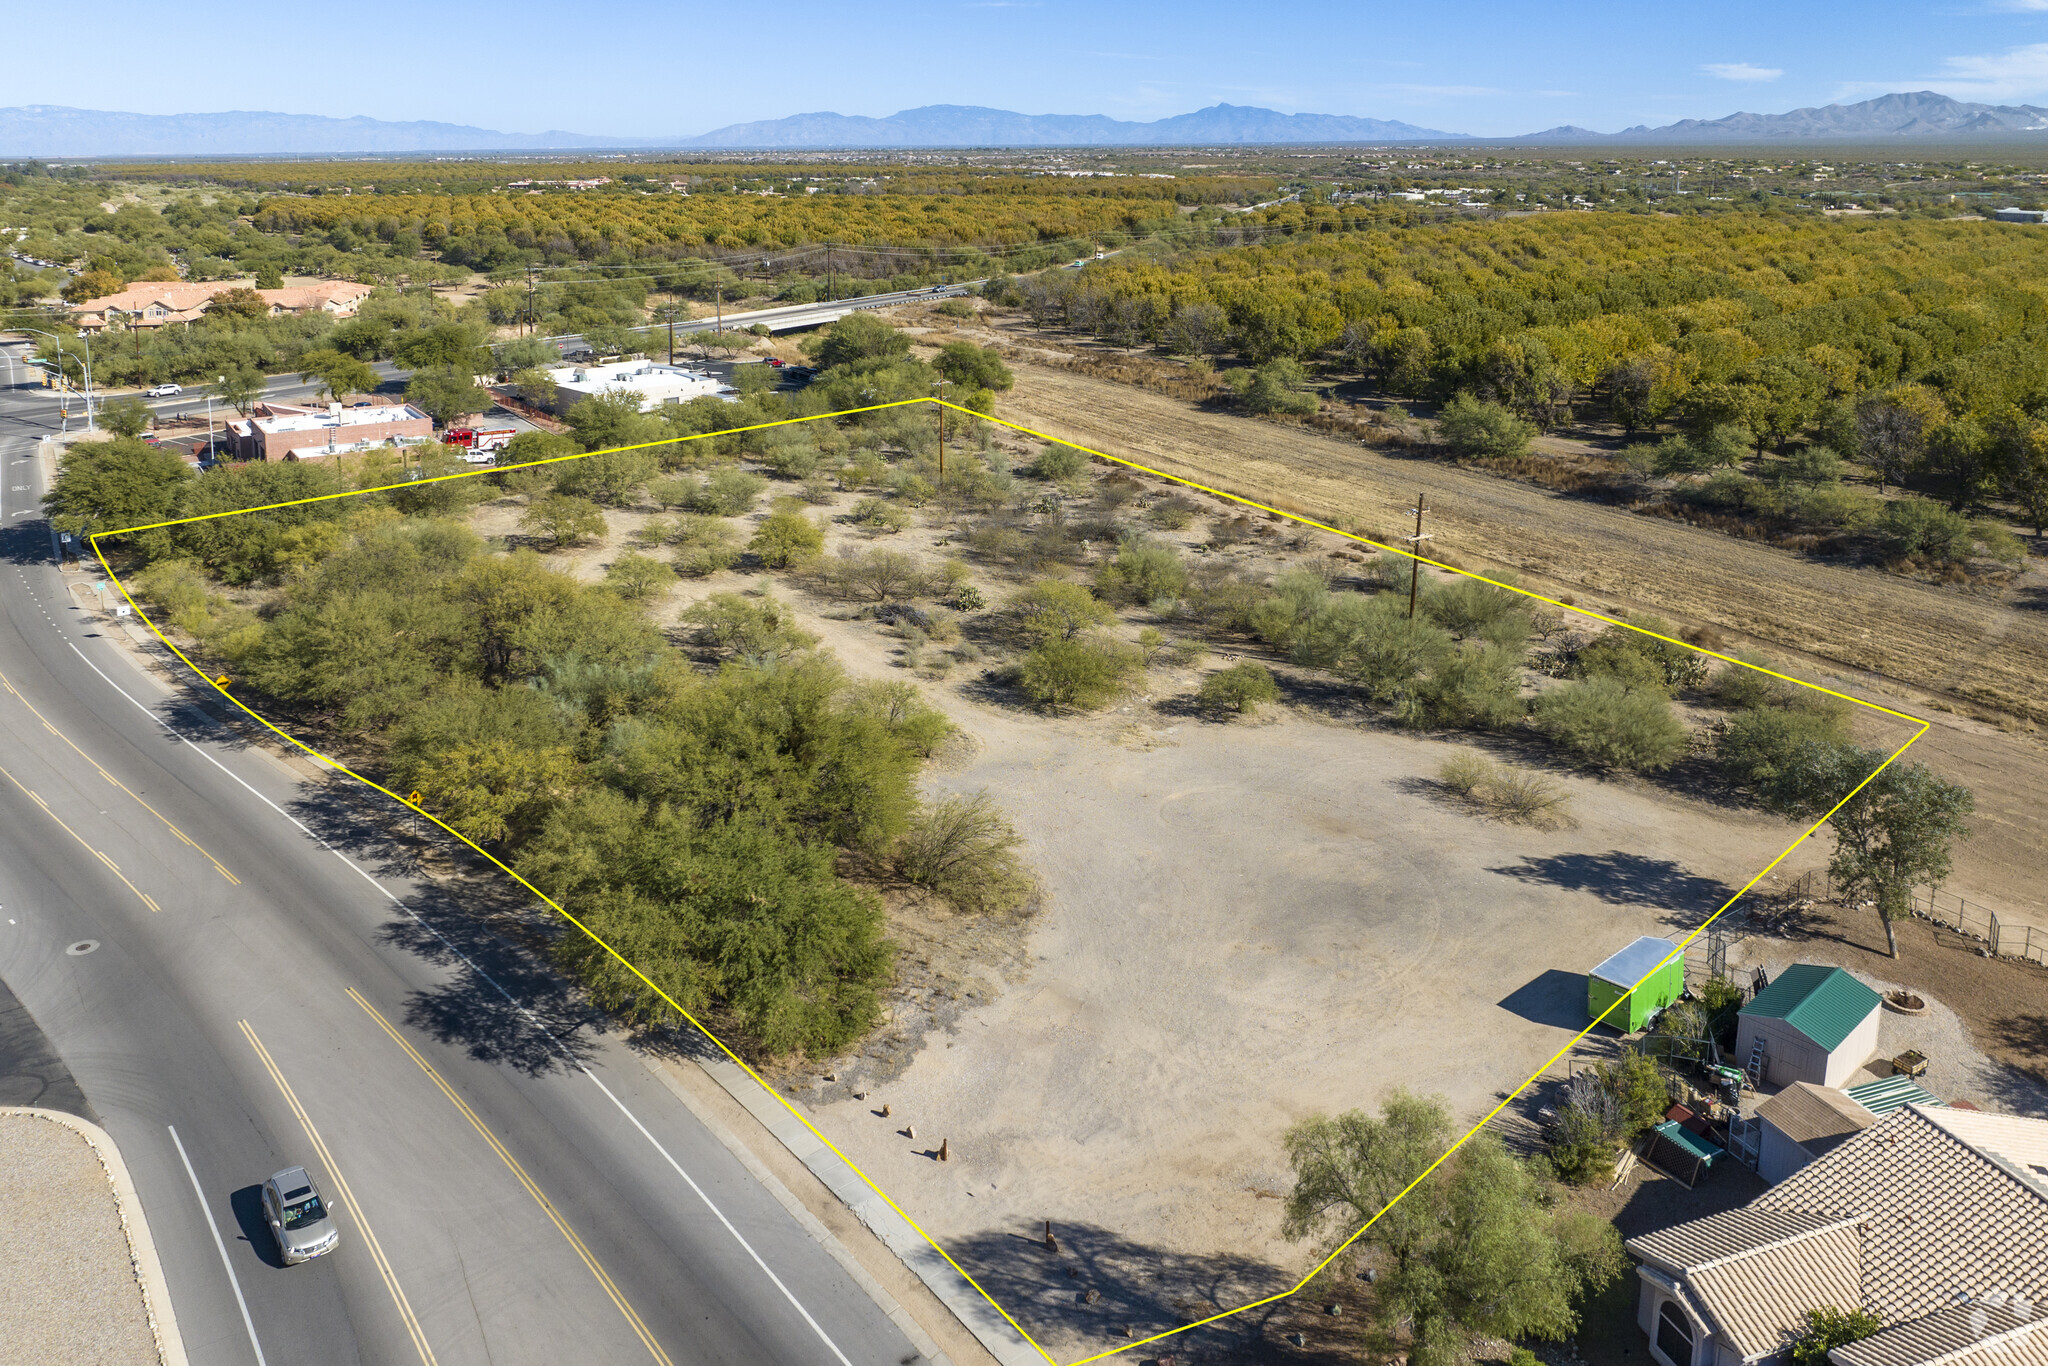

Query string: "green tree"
[[43, 437, 192, 536], [1234, 358, 1319, 415], [214, 364, 266, 417], [1436, 393, 1535, 459], [1292, 594, 1453, 701], [812, 313, 912, 371], [1824, 754, 1974, 958], [556, 445, 657, 506], [932, 341, 1013, 392], [298, 348, 379, 403], [749, 510, 826, 568], [563, 389, 664, 453], [1011, 579, 1115, 641], [405, 367, 488, 427], [99, 396, 152, 439], [1282, 1093, 1625, 1366], [394, 322, 490, 374], [1096, 535, 1188, 604], [1789, 1307, 1884, 1366], [521, 493, 606, 548], [1018, 635, 1139, 711], [604, 551, 675, 601]]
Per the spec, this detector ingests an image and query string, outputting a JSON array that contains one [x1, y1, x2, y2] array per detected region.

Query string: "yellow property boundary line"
[[86, 396, 1929, 1366]]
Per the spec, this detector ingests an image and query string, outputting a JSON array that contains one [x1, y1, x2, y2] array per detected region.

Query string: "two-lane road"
[[0, 370, 942, 1365]]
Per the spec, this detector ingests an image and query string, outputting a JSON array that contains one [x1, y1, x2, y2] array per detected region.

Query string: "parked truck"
[[441, 427, 517, 463]]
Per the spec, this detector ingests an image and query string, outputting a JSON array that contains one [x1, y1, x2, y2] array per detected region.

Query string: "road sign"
[[407, 791, 423, 805]]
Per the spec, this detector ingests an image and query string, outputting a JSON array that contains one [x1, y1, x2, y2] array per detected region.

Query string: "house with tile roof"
[[67, 279, 373, 332], [1626, 1104, 2048, 1366], [1735, 965, 1882, 1089]]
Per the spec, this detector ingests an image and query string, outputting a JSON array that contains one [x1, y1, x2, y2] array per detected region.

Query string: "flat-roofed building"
[[225, 401, 433, 462], [540, 360, 735, 414]]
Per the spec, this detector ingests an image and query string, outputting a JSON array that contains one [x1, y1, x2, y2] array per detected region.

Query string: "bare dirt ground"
[[984, 357, 2048, 929]]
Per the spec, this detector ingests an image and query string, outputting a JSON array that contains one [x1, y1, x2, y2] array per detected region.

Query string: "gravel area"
[[0, 1112, 161, 1366], [1741, 950, 2048, 1116]]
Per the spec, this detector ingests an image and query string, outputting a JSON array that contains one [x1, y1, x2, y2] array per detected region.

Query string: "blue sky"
[[19, 1, 2048, 139]]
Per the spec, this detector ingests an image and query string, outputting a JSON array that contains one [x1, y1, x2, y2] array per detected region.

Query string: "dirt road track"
[[1000, 360, 2048, 916]]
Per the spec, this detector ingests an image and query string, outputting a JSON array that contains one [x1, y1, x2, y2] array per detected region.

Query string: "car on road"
[[145, 383, 182, 397], [766, 357, 785, 368], [261, 1166, 339, 1265]]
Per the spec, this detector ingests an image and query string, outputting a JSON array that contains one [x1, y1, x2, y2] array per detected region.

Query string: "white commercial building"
[[541, 360, 736, 414]]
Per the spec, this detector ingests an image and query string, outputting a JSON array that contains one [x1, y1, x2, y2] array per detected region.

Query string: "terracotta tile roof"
[[1631, 1211, 1864, 1359], [1831, 1301, 2048, 1366], [1756, 1108, 2048, 1326], [1755, 1082, 1876, 1153]]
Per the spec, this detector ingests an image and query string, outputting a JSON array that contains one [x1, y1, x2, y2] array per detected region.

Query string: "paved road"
[[540, 280, 980, 353], [0, 353, 934, 1365]]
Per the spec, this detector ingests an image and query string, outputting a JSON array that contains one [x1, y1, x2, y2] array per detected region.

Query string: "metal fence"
[[1783, 869, 2047, 967]]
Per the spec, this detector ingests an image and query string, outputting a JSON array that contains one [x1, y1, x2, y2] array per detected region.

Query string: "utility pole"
[[932, 379, 951, 488], [667, 314, 675, 365], [1405, 493, 1431, 620], [525, 264, 539, 337], [714, 283, 723, 335]]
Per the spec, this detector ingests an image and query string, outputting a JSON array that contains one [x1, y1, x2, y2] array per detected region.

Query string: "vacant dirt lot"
[[990, 358, 2048, 924], [784, 697, 1795, 1362]]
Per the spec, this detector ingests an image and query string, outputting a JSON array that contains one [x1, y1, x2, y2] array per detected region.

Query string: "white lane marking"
[[169, 1123, 269, 1366], [72, 637, 861, 1364]]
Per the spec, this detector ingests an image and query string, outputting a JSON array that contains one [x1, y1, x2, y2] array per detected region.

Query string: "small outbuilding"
[[1750, 1081, 1874, 1183], [1587, 936, 1685, 1033], [1734, 964, 1881, 1089]]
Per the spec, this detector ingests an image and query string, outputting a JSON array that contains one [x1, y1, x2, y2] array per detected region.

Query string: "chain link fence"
[[1783, 869, 2046, 967]]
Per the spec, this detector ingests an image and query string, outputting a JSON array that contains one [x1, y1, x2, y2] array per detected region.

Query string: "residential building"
[[1734, 965, 1882, 1089], [1627, 1104, 2048, 1366], [539, 360, 735, 414], [1994, 207, 2048, 224], [68, 279, 373, 332], [223, 401, 432, 462]]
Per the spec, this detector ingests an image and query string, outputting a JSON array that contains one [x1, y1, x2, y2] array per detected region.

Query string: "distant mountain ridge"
[[1522, 91, 2048, 143], [678, 103, 1457, 147], [7, 91, 2048, 158], [0, 105, 625, 157]]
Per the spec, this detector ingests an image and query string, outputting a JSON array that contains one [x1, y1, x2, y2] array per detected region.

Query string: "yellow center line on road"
[[238, 1019, 439, 1366], [0, 760, 161, 912], [0, 665, 239, 883], [342, 987, 676, 1366]]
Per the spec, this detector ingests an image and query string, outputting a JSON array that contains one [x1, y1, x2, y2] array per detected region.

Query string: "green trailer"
[[1587, 936, 1685, 1033]]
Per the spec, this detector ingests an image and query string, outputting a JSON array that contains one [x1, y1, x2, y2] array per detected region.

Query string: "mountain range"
[[6, 92, 2048, 157]]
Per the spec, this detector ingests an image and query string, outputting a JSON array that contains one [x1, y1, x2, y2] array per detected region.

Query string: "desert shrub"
[[844, 679, 953, 756], [1874, 498, 1972, 563], [952, 583, 985, 612], [1097, 534, 1189, 604], [670, 515, 741, 576], [1018, 635, 1139, 711], [1778, 445, 1844, 488], [1234, 358, 1318, 415], [1571, 617, 1707, 693], [1032, 442, 1087, 480], [604, 551, 675, 601], [761, 439, 820, 480], [1973, 518, 2027, 566], [849, 496, 912, 534], [897, 791, 1034, 914], [1717, 705, 1853, 807], [680, 592, 817, 660], [648, 474, 699, 510], [521, 493, 606, 548], [887, 469, 934, 505], [825, 547, 927, 602], [1436, 392, 1535, 459], [1437, 752, 1570, 826], [748, 510, 825, 568], [1408, 645, 1525, 730], [555, 446, 657, 507], [1370, 549, 1421, 594], [689, 467, 768, 516], [1292, 593, 1453, 701], [1246, 568, 1331, 649], [1712, 653, 1785, 710], [1148, 495, 1199, 530], [1534, 678, 1688, 771], [1549, 1050, 1670, 1184], [799, 474, 836, 505], [1779, 480, 1880, 531], [1420, 575, 1533, 649], [1012, 578, 1115, 641], [1198, 661, 1281, 716]]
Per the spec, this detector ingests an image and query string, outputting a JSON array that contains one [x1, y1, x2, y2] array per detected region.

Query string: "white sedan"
[[145, 383, 182, 397]]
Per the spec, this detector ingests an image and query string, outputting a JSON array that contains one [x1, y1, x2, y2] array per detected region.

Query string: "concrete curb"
[[679, 1054, 1049, 1366], [2, 1107, 188, 1366], [638, 1057, 961, 1366]]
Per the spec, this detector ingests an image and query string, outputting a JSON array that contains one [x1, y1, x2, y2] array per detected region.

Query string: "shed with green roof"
[[1734, 964, 1882, 1089]]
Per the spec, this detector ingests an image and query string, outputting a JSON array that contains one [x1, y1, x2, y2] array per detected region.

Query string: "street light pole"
[[23, 327, 91, 432]]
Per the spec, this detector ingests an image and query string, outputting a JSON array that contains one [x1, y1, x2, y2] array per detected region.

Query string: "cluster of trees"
[[1282, 1091, 1627, 1366], [1013, 214, 2048, 524]]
